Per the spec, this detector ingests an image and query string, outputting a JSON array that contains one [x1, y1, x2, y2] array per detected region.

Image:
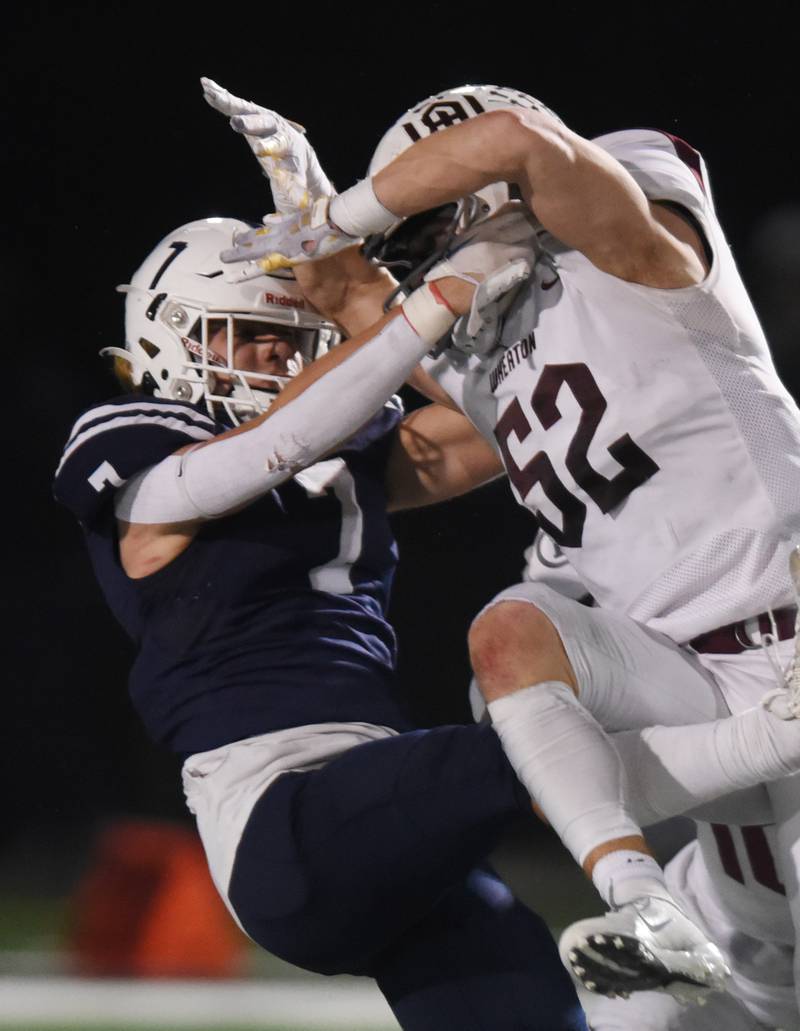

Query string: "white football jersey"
[[424, 129, 800, 641], [522, 530, 591, 601]]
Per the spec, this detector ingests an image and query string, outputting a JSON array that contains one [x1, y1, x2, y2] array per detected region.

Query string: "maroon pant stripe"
[[711, 824, 744, 883], [742, 825, 786, 896]]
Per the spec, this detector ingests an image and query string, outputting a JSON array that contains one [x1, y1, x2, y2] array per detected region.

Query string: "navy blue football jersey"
[[54, 395, 412, 754]]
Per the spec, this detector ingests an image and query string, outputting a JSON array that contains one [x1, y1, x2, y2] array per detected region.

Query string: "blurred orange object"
[[69, 819, 248, 977]]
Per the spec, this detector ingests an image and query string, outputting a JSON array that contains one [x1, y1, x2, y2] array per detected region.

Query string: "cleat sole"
[[565, 932, 724, 1001]]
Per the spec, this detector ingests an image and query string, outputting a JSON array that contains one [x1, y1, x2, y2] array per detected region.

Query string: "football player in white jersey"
[[517, 539, 798, 1029], [206, 80, 800, 1007]]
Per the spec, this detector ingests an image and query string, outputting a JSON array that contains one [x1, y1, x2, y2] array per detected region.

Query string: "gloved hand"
[[425, 206, 540, 354], [219, 201, 358, 275], [201, 77, 335, 215]]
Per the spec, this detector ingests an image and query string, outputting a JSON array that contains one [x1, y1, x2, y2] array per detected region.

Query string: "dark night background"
[[5, 3, 798, 893]]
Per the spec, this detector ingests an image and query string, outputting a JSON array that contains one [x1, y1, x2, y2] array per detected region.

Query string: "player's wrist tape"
[[402, 282, 459, 345], [114, 313, 433, 523], [328, 179, 397, 238]]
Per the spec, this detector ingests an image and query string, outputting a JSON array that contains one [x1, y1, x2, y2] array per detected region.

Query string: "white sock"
[[487, 682, 643, 868], [612, 705, 800, 825], [590, 850, 668, 907]]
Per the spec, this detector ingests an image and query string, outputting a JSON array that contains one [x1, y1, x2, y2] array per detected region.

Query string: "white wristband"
[[329, 178, 397, 238], [402, 282, 458, 346]]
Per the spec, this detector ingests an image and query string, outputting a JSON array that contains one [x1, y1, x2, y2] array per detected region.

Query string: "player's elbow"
[[477, 108, 573, 183]]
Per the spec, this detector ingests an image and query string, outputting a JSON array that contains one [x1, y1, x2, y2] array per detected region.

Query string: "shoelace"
[[762, 546, 800, 717]]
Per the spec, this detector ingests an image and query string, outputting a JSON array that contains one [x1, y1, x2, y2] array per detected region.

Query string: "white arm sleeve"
[[115, 307, 449, 524]]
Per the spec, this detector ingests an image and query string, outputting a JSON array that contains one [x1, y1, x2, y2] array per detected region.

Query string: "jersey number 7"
[[296, 458, 363, 594]]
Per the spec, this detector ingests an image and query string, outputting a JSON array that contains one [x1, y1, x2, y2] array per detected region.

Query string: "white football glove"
[[219, 201, 358, 275], [201, 77, 335, 215], [425, 206, 540, 355]]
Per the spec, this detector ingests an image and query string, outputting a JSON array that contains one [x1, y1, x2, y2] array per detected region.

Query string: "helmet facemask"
[[177, 306, 324, 424]]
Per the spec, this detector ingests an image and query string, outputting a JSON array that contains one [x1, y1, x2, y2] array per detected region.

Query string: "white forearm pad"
[[488, 682, 642, 867], [328, 178, 397, 238], [115, 314, 433, 523], [402, 283, 458, 345]]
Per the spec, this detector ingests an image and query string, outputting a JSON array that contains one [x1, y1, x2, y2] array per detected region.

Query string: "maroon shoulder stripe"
[[654, 129, 707, 195]]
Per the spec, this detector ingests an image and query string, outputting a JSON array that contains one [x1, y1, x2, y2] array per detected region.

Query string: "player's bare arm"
[[405, 365, 462, 411], [385, 403, 504, 512], [371, 109, 708, 287], [292, 245, 393, 336]]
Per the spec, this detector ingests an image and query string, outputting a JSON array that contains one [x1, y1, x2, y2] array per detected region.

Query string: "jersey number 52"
[[494, 362, 659, 548]]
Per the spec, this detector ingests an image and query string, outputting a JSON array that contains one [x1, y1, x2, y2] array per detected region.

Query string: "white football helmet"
[[366, 85, 561, 290], [369, 84, 561, 223], [104, 217, 339, 423]]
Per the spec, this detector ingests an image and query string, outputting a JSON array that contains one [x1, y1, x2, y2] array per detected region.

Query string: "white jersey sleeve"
[[593, 128, 715, 228]]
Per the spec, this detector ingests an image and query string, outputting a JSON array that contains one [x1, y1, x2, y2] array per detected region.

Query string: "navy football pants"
[[228, 723, 587, 1030]]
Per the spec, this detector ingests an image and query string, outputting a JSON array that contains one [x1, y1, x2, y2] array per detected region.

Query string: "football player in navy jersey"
[[55, 214, 590, 1030]]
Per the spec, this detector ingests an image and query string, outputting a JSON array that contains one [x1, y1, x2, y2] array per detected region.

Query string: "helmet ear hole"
[[139, 337, 161, 359]]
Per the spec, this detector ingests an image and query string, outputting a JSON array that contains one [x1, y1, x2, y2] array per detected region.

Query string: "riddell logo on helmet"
[[264, 293, 305, 309]]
